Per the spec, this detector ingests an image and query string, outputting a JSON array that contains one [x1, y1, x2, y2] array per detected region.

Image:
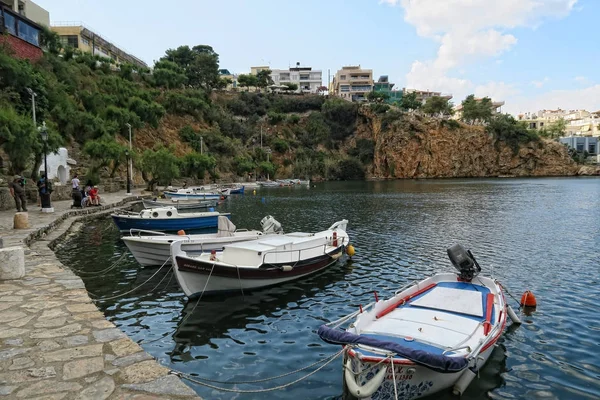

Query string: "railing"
[[261, 236, 347, 266]]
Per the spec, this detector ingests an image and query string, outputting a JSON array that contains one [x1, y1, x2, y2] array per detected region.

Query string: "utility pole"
[[126, 123, 133, 191], [260, 126, 263, 149], [200, 136, 203, 154]]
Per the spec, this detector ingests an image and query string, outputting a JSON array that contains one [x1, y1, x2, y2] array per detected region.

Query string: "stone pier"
[[0, 192, 200, 399]]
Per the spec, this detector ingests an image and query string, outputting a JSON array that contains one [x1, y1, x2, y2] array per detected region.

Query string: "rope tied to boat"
[[88, 256, 171, 301], [68, 252, 127, 276], [170, 347, 345, 393]]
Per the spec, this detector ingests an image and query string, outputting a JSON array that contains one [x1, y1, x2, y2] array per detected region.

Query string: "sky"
[[37, 0, 600, 115]]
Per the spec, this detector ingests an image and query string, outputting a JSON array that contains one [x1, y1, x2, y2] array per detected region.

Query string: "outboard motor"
[[447, 244, 482, 282], [261, 215, 283, 234]]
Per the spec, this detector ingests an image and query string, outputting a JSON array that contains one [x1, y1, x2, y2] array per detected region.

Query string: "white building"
[[270, 65, 322, 93], [38, 148, 76, 185]]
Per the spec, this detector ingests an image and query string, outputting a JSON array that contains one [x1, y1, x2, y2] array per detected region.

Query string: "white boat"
[[122, 216, 283, 267], [318, 244, 521, 400], [142, 198, 219, 211], [171, 219, 350, 296], [258, 180, 280, 187], [164, 187, 230, 200]]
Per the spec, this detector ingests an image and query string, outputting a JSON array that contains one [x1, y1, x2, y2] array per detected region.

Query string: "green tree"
[[398, 92, 421, 111], [421, 96, 453, 117], [152, 60, 187, 89], [367, 91, 390, 103], [547, 118, 566, 139], [461, 95, 493, 124], [237, 74, 258, 91], [233, 156, 256, 177], [486, 114, 540, 155], [181, 152, 216, 179], [321, 98, 358, 141], [256, 69, 273, 91], [259, 161, 276, 179], [283, 83, 298, 92], [140, 146, 180, 190], [160, 45, 220, 91], [83, 136, 128, 177]]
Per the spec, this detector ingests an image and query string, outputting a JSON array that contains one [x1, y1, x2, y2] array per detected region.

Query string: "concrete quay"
[[0, 192, 200, 399]]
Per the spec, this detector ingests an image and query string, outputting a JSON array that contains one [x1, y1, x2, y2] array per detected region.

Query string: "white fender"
[[507, 305, 522, 324], [452, 368, 477, 396], [344, 358, 388, 399]]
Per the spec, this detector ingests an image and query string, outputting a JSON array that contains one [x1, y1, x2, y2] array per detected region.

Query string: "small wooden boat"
[[111, 207, 230, 232], [122, 215, 283, 266], [142, 198, 219, 211], [171, 219, 350, 296], [318, 244, 521, 400]]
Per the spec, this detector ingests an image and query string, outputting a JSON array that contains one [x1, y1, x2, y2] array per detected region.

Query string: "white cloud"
[[383, 0, 578, 102], [574, 76, 588, 83], [475, 81, 520, 101], [531, 77, 550, 88], [506, 84, 600, 114]]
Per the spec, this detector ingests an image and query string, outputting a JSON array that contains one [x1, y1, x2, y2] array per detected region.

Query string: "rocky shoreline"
[[0, 193, 200, 399]]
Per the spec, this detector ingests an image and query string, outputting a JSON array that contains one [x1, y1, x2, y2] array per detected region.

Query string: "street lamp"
[[125, 123, 133, 186], [200, 135, 203, 155], [38, 121, 53, 212], [26, 88, 37, 127], [265, 147, 272, 181], [125, 149, 131, 195]]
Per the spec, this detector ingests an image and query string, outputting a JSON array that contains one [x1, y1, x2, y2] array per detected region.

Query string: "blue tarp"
[[318, 325, 469, 373]]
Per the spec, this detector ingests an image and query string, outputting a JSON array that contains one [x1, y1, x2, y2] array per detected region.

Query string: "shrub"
[[336, 158, 365, 180], [161, 91, 209, 117], [271, 138, 289, 153], [233, 156, 255, 176], [348, 139, 375, 164], [288, 114, 300, 124], [487, 114, 540, 155], [271, 95, 324, 113], [322, 98, 358, 141], [370, 103, 390, 114], [267, 111, 286, 125], [181, 152, 216, 179]]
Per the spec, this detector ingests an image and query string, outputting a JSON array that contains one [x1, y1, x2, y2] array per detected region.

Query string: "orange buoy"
[[177, 230, 186, 236], [520, 290, 537, 307]]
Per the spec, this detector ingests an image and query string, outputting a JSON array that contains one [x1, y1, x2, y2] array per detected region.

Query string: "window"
[[3, 12, 16, 35], [576, 143, 584, 152], [588, 143, 596, 154], [340, 75, 346, 80], [81, 37, 90, 46], [17, 19, 39, 46], [60, 35, 78, 48], [340, 85, 350, 92]]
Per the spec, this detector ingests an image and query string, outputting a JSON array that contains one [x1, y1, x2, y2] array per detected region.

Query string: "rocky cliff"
[[356, 109, 578, 179]]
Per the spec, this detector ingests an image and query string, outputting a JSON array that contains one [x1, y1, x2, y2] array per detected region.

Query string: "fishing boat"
[[122, 215, 283, 266], [258, 180, 280, 188], [171, 219, 350, 296], [318, 244, 521, 400], [164, 188, 230, 200], [221, 184, 245, 194], [111, 207, 230, 232], [142, 198, 219, 211]]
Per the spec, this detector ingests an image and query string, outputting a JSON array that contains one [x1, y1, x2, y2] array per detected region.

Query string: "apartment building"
[[518, 109, 599, 136], [331, 66, 373, 102], [51, 23, 148, 69], [373, 75, 403, 104], [219, 69, 238, 90], [0, 0, 48, 26], [403, 88, 453, 104], [251, 64, 322, 93], [0, 2, 43, 61]]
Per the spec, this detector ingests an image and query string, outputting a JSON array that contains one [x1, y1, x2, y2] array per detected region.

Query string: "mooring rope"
[[69, 252, 127, 276], [183, 348, 346, 385], [172, 347, 345, 393], [89, 257, 171, 301]]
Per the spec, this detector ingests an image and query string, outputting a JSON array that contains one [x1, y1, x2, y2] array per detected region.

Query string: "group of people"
[[71, 175, 102, 207]]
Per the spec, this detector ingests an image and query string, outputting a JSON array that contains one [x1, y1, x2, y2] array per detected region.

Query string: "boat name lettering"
[[182, 263, 213, 273], [386, 366, 413, 380]]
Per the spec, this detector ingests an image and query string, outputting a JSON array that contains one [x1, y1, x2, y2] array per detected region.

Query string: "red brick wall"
[[0, 35, 42, 62]]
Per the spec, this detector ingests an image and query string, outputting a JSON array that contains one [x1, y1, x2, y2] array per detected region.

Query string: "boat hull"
[[122, 232, 264, 266], [112, 214, 226, 232], [173, 249, 343, 296], [164, 192, 223, 200], [142, 199, 218, 210]]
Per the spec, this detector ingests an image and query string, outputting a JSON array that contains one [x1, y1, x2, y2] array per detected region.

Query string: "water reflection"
[[56, 178, 600, 400]]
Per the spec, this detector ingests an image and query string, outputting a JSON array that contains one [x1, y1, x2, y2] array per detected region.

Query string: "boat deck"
[[355, 281, 496, 359]]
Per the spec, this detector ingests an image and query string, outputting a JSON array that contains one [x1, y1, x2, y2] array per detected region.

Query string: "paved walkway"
[[0, 192, 200, 399]]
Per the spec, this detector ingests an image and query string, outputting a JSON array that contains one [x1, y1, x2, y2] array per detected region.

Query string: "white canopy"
[[217, 216, 236, 237]]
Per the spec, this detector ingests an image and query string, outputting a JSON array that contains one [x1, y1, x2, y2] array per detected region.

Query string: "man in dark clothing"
[[9, 175, 27, 212]]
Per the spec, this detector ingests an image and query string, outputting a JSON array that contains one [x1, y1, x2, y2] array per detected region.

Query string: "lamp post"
[[200, 135, 203, 155], [125, 149, 131, 195], [125, 123, 133, 187], [38, 122, 53, 212], [26, 88, 37, 127], [265, 147, 272, 181]]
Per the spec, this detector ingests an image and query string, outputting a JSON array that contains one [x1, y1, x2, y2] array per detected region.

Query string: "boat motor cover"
[[318, 325, 469, 373], [217, 215, 236, 237]]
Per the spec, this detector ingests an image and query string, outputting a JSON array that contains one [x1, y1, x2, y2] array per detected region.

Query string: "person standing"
[[71, 174, 80, 190], [9, 175, 27, 212]]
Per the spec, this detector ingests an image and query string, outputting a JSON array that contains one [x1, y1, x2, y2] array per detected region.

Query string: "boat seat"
[[352, 333, 451, 361]]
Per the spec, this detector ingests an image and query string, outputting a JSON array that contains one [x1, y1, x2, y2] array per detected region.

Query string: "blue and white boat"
[[111, 207, 230, 232], [318, 244, 521, 400]]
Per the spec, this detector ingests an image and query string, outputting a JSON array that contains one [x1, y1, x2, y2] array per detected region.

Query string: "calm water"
[[56, 178, 600, 400]]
